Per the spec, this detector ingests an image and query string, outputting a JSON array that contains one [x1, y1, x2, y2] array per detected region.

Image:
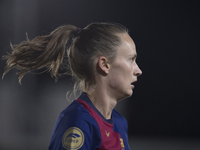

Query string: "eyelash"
[[131, 57, 135, 62]]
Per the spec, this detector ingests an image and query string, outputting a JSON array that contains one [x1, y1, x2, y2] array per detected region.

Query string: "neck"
[[86, 85, 117, 120]]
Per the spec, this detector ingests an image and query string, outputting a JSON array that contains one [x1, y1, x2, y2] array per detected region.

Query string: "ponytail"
[[2, 25, 77, 84]]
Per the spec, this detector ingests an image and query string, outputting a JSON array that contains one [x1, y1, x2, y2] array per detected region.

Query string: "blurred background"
[[0, 0, 200, 150]]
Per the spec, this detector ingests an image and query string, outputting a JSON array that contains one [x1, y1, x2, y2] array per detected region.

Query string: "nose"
[[134, 63, 142, 76]]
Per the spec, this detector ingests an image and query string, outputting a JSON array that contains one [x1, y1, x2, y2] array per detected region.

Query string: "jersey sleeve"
[[49, 106, 101, 150]]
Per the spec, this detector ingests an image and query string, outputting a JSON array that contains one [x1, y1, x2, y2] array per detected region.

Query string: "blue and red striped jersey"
[[49, 92, 130, 150]]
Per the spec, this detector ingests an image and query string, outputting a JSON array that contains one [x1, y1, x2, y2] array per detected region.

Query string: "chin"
[[127, 93, 134, 99], [116, 88, 133, 101], [120, 91, 133, 100], [127, 89, 133, 96]]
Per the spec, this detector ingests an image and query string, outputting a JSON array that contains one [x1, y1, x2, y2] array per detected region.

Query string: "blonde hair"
[[3, 22, 128, 97]]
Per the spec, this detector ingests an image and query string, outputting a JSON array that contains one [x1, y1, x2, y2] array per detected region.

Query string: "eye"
[[130, 57, 136, 62], [130, 55, 137, 62]]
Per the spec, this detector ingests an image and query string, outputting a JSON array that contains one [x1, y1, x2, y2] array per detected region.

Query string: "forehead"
[[116, 34, 136, 57]]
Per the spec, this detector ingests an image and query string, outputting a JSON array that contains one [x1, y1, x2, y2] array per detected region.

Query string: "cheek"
[[109, 65, 131, 83], [108, 59, 133, 82]]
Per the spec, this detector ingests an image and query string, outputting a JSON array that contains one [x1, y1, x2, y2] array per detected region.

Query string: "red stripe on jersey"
[[77, 99, 122, 150]]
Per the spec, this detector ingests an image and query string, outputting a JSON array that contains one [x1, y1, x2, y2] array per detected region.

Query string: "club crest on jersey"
[[62, 127, 84, 150], [120, 138, 125, 150]]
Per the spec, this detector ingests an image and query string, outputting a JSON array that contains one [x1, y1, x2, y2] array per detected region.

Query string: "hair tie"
[[66, 27, 82, 50], [74, 28, 82, 36]]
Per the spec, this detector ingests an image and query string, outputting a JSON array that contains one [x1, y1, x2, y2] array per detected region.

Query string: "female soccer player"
[[3, 22, 142, 150]]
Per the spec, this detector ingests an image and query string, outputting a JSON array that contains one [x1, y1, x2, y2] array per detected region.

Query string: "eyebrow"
[[132, 54, 137, 59], [127, 53, 137, 59]]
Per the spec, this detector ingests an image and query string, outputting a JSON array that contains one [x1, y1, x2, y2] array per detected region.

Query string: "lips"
[[131, 80, 137, 89]]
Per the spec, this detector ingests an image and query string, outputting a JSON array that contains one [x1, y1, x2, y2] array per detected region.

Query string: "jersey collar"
[[78, 92, 113, 124]]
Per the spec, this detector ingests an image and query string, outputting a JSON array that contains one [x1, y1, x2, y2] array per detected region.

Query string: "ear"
[[97, 56, 110, 74]]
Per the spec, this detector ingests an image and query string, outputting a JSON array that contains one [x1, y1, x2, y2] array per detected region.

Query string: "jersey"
[[49, 92, 130, 150]]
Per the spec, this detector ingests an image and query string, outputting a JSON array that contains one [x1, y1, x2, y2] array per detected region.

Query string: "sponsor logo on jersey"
[[62, 127, 84, 150]]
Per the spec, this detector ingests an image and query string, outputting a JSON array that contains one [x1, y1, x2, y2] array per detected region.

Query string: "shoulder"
[[49, 100, 101, 150], [55, 100, 99, 132]]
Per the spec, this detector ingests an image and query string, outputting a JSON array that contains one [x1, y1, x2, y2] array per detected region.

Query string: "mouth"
[[131, 80, 137, 89]]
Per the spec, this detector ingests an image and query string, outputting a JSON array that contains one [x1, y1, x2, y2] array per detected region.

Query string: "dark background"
[[0, 0, 199, 149]]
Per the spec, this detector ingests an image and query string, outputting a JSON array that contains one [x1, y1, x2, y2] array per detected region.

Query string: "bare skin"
[[87, 33, 142, 120]]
